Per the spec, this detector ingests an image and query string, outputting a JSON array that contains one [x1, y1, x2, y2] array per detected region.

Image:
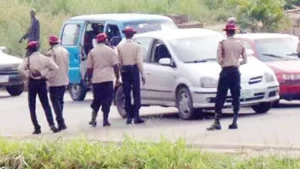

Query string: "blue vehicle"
[[59, 13, 178, 101]]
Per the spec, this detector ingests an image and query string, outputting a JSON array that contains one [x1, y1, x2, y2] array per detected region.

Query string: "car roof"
[[69, 13, 173, 22], [135, 28, 224, 41], [234, 33, 297, 40]]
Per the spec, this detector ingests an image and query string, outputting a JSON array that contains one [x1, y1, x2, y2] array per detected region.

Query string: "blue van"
[[59, 13, 178, 101]]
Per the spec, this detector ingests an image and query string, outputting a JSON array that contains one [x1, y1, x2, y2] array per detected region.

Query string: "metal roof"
[[69, 13, 173, 22], [135, 28, 224, 40], [234, 33, 297, 40]]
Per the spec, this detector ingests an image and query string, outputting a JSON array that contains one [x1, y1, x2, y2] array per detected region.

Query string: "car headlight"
[[282, 74, 300, 80], [200, 77, 218, 88], [264, 72, 275, 82]]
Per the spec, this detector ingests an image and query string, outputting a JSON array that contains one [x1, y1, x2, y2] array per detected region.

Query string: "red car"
[[235, 33, 300, 105]]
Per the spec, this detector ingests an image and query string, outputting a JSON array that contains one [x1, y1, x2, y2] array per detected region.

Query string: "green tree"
[[229, 0, 290, 32]]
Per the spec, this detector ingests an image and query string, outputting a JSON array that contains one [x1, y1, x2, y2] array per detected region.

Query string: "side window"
[[134, 38, 153, 62], [61, 24, 80, 46], [105, 24, 122, 46], [150, 40, 171, 64]]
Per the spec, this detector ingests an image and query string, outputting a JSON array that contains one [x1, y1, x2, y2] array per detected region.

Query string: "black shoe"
[[58, 124, 67, 131], [126, 119, 132, 125], [228, 123, 238, 129], [206, 123, 221, 131], [134, 118, 145, 124], [89, 120, 97, 127], [103, 121, 111, 127], [32, 129, 41, 135], [50, 125, 59, 133]]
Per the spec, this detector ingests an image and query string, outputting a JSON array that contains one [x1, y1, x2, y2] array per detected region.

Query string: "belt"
[[122, 64, 137, 68]]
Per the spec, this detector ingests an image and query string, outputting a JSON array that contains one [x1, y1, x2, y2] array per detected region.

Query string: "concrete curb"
[[3, 135, 300, 153]]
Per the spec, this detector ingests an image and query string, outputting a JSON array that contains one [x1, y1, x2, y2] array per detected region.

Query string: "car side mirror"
[[158, 58, 172, 66], [0, 47, 7, 53]]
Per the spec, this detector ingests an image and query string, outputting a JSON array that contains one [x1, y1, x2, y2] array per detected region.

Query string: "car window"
[[123, 20, 177, 34], [255, 37, 299, 62], [61, 24, 81, 46], [150, 41, 172, 64], [134, 38, 153, 62], [106, 24, 122, 46], [168, 35, 224, 63]]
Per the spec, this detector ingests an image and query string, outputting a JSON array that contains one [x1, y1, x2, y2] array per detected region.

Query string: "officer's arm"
[[111, 52, 120, 80], [41, 58, 59, 79], [240, 46, 247, 65], [136, 46, 145, 77], [17, 58, 29, 79], [216, 42, 223, 65], [86, 52, 93, 79]]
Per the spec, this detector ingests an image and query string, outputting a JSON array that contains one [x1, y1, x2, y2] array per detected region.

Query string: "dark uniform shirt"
[[27, 18, 40, 42]]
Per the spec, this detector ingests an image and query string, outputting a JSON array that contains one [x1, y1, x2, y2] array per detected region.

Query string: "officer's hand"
[[141, 76, 146, 85], [19, 38, 23, 43], [31, 69, 42, 77], [115, 79, 121, 87]]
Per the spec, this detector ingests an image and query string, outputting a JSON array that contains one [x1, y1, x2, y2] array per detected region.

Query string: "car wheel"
[[115, 86, 127, 118], [6, 84, 24, 96], [251, 102, 272, 114], [68, 83, 87, 101], [176, 86, 196, 120], [272, 100, 280, 107]]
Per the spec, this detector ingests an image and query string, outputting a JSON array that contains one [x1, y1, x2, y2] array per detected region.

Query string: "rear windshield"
[[123, 20, 178, 33], [255, 37, 299, 62]]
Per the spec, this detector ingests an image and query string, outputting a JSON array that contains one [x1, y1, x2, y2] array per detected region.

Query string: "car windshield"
[[168, 35, 224, 63], [255, 37, 299, 62], [123, 20, 178, 33]]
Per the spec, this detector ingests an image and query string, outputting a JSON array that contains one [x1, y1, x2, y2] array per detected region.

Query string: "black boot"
[[32, 127, 41, 135], [103, 111, 111, 127], [134, 110, 144, 124], [58, 123, 67, 131], [50, 125, 59, 133], [206, 119, 221, 131], [126, 118, 132, 125], [89, 111, 98, 127], [229, 112, 238, 129], [228, 123, 238, 129]]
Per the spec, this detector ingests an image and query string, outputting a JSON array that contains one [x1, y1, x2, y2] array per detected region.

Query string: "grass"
[[0, 137, 300, 168], [0, 0, 235, 56]]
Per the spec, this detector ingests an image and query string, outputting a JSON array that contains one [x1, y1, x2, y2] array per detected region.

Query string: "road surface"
[[1, 90, 300, 153]]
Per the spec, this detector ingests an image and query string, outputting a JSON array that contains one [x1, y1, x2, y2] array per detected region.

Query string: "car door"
[[143, 39, 178, 102], [59, 21, 84, 84], [133, 37, 154, 100]]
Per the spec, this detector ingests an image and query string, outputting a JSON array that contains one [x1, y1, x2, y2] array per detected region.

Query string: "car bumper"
[[0, 74, 23, 87], [190, 85, 279, 108], [279, 83, 300, 100]]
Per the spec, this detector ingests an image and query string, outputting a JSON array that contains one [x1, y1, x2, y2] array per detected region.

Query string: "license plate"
[[0, 75, 9, 83], [241, 90, 253, 98]]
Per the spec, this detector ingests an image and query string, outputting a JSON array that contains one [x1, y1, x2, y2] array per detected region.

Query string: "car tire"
[[68, 83, 87, 101], [251, 102, 272, 114], [272, 100, 280, 107], [115, 86, 127, 118], [176, 86, 196, 120], [6, 84, 24, 96]]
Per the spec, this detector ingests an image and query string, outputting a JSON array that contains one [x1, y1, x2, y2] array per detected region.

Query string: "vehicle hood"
[[265, 60, 300, 74], [185, 57, 270, 82], [0, 51, 22, 66]]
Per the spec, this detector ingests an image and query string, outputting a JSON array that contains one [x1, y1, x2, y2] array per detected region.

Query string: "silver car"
[[114, 29, 279, 120]]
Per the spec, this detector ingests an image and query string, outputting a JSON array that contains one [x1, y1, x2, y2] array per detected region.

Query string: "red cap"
[[48, 35, 61, 43], [96, 33, 107, 42], [26, 41, 39, 49], [223, 23, 238, 31], [122, 27, 137, 34]]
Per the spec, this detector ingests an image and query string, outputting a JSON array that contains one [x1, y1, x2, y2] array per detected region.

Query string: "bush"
[[0, 137, 300, 168], [0, 0, 234, 57]]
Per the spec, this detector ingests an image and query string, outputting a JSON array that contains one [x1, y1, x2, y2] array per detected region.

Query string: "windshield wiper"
[[262, 53, 286, 59], [184, 58, 216, 63], [286, 53, 298, 56]]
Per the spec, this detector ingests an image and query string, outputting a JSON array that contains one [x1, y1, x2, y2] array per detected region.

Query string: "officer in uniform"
[[46, 35, 69, 131], [207, 23, 248, 131], [18, 41, 59, 134], [86, 33, 120, 127], [117, 27, 145, 125]]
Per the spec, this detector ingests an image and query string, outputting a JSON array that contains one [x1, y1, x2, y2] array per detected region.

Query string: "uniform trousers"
[[49, 86, 66, 127], [91, 81, 114, 119], [28, 78, 55, 130], [121, 65, 141, 121], [214, 66, 241, 123]]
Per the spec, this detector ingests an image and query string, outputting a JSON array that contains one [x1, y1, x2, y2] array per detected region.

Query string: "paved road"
[[1, 90, 300, 152]]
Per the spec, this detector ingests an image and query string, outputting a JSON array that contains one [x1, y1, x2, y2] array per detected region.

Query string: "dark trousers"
[[215, 66, 241, 123], [28, 79, 55, 130], [91, 81, 114, 121], [49, 86, 66, 127], [121, 65, 141, 120]]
